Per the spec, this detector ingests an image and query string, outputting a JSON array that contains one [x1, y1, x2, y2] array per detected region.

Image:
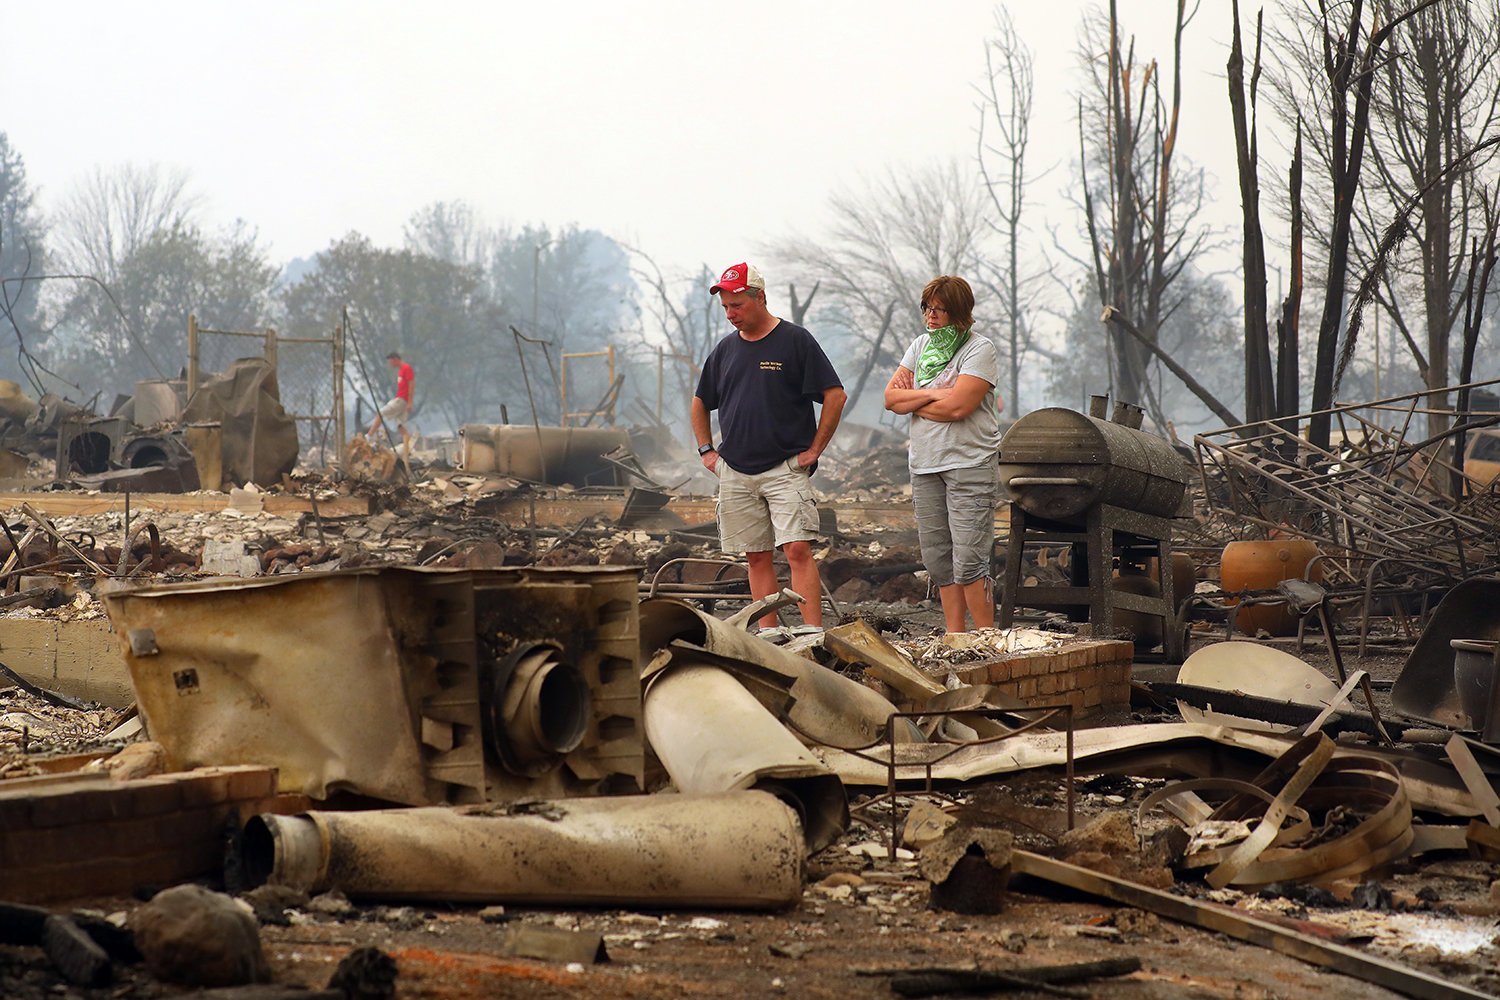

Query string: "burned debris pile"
[[2, 398, 1500, 997]]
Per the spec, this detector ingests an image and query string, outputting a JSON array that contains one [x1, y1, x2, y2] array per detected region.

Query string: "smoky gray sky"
[[2, 1, 1257, 282]]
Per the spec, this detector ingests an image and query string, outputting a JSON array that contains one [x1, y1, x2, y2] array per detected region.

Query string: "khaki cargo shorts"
[[378, 397, 411, 425], [715, 458, 820, 554]]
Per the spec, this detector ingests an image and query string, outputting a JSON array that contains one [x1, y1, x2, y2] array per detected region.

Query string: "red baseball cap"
[[709, 262, 766, 295]]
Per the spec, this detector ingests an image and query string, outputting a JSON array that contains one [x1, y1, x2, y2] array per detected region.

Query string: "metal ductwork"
[[241, 792, 806, 911], [488, 641, 592, 777], [104, 566, 644, 807]]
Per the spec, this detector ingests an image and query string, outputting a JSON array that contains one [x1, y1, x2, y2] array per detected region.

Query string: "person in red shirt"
[[367, 351, 414, 447]]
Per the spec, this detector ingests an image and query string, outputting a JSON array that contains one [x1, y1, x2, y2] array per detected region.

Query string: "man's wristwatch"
[[698, 443, 716, 456]]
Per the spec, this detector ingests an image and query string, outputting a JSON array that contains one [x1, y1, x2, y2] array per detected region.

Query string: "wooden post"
[[264, 328, 278, 374], [559, 353, 570, 428], [333, 319, 346, 451], [606, 344, 617, 425], [187, 314, 199, 398]]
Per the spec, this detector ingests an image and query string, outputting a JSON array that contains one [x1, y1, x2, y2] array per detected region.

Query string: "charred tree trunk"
[[1278, 126, 1305, 428], [844, 300, 897, 415], [1228, 1, 1274, 425], [787, 281, 819, 327], [1453, 196, 1499, 485], [1308, 0, 1445, 450]]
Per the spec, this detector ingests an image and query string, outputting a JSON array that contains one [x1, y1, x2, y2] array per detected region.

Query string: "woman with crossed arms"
[[883, 275, 1004, 633]]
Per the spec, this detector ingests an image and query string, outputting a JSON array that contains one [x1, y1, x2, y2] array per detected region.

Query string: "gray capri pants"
[[911, 462, 998, 587]]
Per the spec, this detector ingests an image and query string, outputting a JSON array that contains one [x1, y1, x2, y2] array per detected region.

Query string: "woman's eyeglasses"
[[921, 304, 948, 315]]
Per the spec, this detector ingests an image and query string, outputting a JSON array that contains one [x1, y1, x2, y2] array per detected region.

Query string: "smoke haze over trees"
[[2, 0, 1499, 440]]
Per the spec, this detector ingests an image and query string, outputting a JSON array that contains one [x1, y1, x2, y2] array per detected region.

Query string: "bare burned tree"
[[976, 6, 1047, 416], [1262, 0, 1445, 449], [1075, 0, 1209, 430], [786, 281, 819, 327], [1228, 1, 1307, 427], [53, 164, 197, 288], [768, 160, 988, 413], [1452, 187, 1500, 483], [628, 249, 718, 411], [1362, 0, 1500, 438]]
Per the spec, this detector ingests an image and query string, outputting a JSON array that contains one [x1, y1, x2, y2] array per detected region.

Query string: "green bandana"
[[915, 324, 969, 387]]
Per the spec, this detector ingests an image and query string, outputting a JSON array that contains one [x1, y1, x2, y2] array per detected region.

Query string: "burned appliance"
[[997, 398, 1193, 660], [103, 565, 643, 806]]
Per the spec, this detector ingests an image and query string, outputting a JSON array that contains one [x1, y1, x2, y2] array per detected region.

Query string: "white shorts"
[[378, 398, 410, 425], [715, 458, 820, 553]]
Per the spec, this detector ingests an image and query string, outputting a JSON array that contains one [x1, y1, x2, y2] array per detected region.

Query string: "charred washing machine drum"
[[998, 407, 1191, 522]]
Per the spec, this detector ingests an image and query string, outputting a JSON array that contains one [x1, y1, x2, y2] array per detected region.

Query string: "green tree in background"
[[280, 232, 504, 433]]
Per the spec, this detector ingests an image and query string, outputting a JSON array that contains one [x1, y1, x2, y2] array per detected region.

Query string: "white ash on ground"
[[0, 688, 122, 763]]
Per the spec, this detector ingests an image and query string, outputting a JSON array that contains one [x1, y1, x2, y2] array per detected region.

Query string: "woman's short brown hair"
[[920, 275, 975, 330]]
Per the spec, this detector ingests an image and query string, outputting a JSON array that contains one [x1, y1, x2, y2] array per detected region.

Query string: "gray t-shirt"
[[899, 332, 1001, 474]]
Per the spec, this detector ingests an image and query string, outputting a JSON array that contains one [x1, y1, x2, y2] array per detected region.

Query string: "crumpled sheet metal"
[[182, 358, 298, 488], [815, 722, 1485, 819], [644, 660, 848, 852], [1175, 641, 1341, 733], [245, 792, 806, 911], [105, 569, 469, 805], [1392, 576, 1500, 733], [639, 598, 923, 748], [1140, 735, 1416, 889]]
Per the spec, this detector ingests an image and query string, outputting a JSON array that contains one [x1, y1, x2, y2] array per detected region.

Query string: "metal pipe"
[[644, 662, 847, 852], [490, 642, 591, 776], [243, 792, 806, 910]]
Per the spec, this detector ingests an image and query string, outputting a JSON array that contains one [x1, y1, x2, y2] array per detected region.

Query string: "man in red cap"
[[692, 263, 846, 630]]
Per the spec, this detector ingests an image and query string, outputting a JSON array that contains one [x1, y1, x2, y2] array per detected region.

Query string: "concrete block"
[[200, 539, 260, 578], [0, 617, 130, 707]]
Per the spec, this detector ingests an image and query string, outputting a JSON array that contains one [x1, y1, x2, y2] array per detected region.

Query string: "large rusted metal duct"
[[639, 597, 923, 747], [644, 661, 848, 852], [997, 406, 1191, 521], [105, 566, 644, 807], [459, 425, 632, 486], [486, 641, 592, 777], [242, 792, 806, 910]]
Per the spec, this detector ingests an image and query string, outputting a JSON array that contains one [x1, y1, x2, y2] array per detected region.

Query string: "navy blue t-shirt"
[[695, 320, 842, 475]]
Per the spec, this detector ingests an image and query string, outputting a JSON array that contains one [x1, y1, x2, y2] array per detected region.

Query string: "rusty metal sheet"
[[815, 721, 1485, 819], [105, 569, 482, 805], [104, 565, 644, 808]]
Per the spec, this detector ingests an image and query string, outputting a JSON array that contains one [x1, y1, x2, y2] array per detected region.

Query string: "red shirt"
[[395, 362, 414, 403]]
